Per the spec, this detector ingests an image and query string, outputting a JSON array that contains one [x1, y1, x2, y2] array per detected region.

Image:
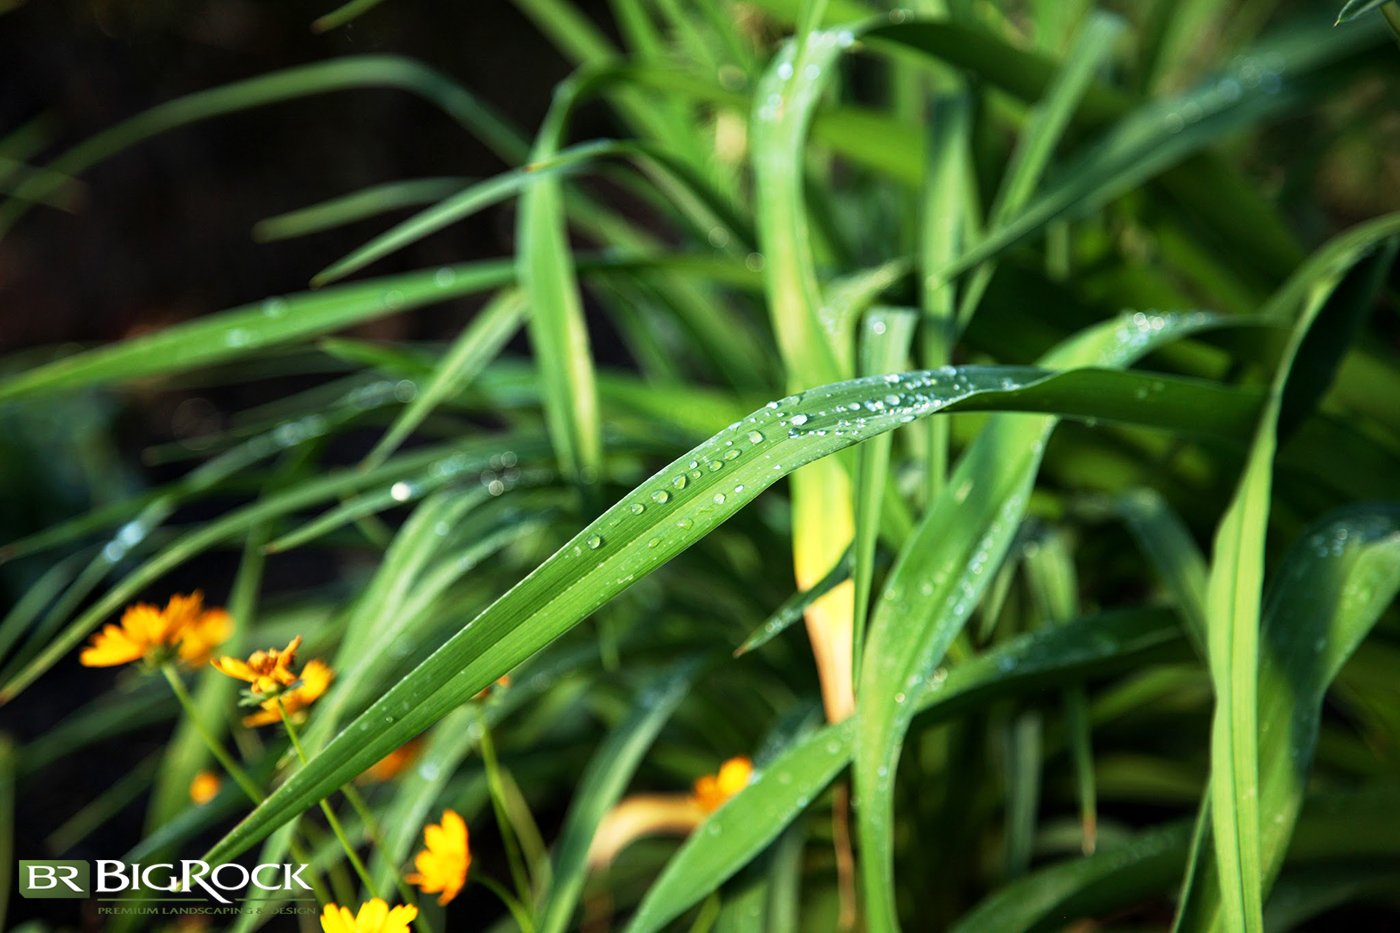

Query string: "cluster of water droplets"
[[755, 28, 856, 125], [1107, 309, 1212, 361], [388, 449, 522, 508], [102, 517, 154, 563], [1159, 53, 1284, 136], [565, 421, 779, 565], [778, 367, 980, 441], [340, 378, 418, 412]]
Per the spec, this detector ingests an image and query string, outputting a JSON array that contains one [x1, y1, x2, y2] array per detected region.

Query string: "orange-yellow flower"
[[692, 757, 753, 812], [211, 636, 303, 695], [362, 739, 422, 783], [589, 755, 755, 867], [406, 808, 470, 905], [240, 659, 334, 727], [177, 608, 232, 666], [189, 770, 221, 805], [80, 592, 231, 668], [319, 899, 417, 933]]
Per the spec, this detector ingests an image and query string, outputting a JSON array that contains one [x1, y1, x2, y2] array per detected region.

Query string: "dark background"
[[1, 2, 616, 929], [0, 0, 617, 353]]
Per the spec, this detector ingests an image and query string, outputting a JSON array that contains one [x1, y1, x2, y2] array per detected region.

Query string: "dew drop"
[[713, 493, 726, 505], [389, 481, 414, 502], [790, 413, 809, 427], [629, 503, 645, 515], [651, 490, 671, 504], [586, 534, 604, 549], [672, 475, 688, 490], [747, 430, 764, 444]]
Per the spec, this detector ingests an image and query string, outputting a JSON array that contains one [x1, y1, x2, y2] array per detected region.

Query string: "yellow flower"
[[80, 592, 231, 668], [177, 608, 232, 666], [211, 635, 303, 695], [189, 770, 221, 805], [406, 808, 470, 905], [241, 659, 334, 727], [692, 757, 753, 812], [319, 899, 417, 933], [362, 739, 422, 783], [588, 755, 754, 867]]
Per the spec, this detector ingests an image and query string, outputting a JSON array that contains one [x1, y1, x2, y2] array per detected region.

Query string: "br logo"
[[19, 860, 90, 898]]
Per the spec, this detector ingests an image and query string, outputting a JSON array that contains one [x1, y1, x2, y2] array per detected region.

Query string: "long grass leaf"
[[518, 81, 603, 485], [854, 312, 1221, 930], [537, 661, 699, 933], [1199, 225, 1398, 932], [0, 58, 526, 239], [252, 177, 470, 242], [192, 321, 1227, 868], [0, 436, 553, 700], [362, 290, 526, 470], [624, 607, 1185, 933]]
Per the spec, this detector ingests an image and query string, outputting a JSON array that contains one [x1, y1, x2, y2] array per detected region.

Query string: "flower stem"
[[159, 663, 262, 804], [159, 664, 332, 905], [277, 700, 380, 900], [477, 722, 533, 908], [340, 780, 419, 907], [475, 873, 535, 933]]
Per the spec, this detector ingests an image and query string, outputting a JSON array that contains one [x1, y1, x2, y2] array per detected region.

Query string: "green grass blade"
[[0, 57, 526, 240], [955, 11, 1125, 326], [1178, 507, 1400, 928], [0, 552, 85, 666], [1204, 372, 1286, 933], [311, 0, 389, 33], [751, 19, 871, 726], [0, 436, 552, 701], [313, 137, 748, 287], [362, 289, 526, 470], [951, 824, 1192, 932], [918, 88, 973, 501], [624, 606, 1185, 933], [252, 177, 470, 242], [1199, 222, 1399, 933], [146, 525, 269, 829], [1117, 489, 1209, 648], [1336, 0, 1393, 24], [928, 21, 1382, 285], [854, 312, 1222, 931], [536, 660, 699, 933], [852, 309, 916, 675], [192, 321, 1231, 870], [0, 260, 515, 405], [191, 330, 1254, 868], [1024, 530, 1097, 855], [734, 547, 854, 657], [47, 753, 160, 852], [518, 84, 603, 485], [752, 28, 850, 388]]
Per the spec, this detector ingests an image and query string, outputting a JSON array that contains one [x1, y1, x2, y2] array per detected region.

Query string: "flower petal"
[[80, 624, 146, 667]]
